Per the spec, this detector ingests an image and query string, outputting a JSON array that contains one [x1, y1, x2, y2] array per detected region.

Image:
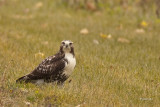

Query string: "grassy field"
[[0, 0, 160, 106]]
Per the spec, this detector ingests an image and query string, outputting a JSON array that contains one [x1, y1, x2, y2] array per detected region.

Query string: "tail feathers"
[[16, 75, 30, 83]]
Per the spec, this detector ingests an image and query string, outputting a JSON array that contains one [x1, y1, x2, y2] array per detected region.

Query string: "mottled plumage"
[[16, 40, 76, 85]]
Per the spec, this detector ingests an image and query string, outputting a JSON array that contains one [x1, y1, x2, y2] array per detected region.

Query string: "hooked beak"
[[65, 45, 69, 48]]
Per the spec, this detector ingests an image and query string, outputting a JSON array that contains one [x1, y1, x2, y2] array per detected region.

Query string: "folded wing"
[[16, 52, 66, 83]]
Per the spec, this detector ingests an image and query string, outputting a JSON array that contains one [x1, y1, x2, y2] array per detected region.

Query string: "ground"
[[0, 0, 160, 106]]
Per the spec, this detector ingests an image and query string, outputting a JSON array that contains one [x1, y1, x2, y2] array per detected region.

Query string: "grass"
[[0, 0, 160, 106]]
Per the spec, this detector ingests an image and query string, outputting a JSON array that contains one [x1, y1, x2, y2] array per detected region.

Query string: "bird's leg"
[[56, 81, 65, 88]]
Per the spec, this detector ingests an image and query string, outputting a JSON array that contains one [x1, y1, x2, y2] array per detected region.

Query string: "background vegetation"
[[0, 0, 160, 106]]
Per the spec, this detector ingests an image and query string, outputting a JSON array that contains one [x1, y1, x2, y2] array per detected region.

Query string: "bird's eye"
[[62, 42, 65, 45], [69, 43, 73, 45]]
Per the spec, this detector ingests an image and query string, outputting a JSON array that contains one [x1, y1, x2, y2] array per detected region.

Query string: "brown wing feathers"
[[16, 52, 66, 83]]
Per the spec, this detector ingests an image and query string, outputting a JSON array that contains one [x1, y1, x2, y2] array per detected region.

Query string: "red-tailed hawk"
[[16, 40, 76, 85]]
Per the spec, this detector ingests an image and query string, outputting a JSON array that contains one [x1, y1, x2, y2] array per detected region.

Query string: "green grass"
[[0, 0, 160, 106]]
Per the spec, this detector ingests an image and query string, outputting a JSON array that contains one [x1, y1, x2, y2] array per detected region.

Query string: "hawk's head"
[[60, 40, 74, 53]]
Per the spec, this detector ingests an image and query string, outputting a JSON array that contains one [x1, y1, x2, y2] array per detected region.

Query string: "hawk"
[[16, 40, 76, 85]]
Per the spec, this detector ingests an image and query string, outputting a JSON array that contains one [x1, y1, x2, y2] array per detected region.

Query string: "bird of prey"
[[16, 40, 76, 85]]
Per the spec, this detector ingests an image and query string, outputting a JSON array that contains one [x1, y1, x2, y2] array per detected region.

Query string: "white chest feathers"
[[63, 53, 76, 76]]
